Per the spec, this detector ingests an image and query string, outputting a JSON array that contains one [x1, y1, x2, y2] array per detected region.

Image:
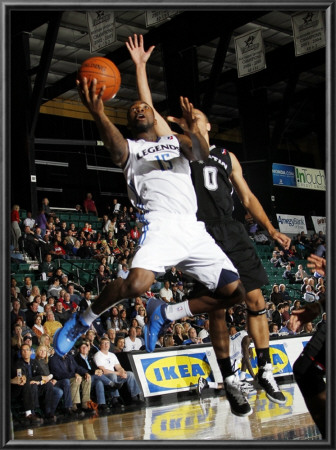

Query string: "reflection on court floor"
[[13, 382, 322, 441]]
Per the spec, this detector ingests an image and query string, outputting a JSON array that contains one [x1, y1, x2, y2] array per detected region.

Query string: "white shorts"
[[130, 214, 239, 292]]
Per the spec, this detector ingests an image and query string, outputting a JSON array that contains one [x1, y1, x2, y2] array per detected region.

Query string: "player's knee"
[[216, 280, 245, 307]]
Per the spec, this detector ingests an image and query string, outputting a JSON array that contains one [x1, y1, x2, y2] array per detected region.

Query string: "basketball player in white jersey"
[[53, 57, 253, 416], [125, 34, 292, 411]]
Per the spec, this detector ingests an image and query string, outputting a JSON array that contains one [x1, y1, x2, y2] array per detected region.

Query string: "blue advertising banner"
[[272, 163, 296, 187]]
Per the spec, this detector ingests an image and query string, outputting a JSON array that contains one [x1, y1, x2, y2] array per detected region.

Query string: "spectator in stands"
[[61, 292, 79, 313], [315, 312, 326, 331], [124, 326, 143, 352], [76, 240, 93, 259], [75, 340, 120, 412], [113, 336, 126, 353], [135, 327, 145, 346], [13, 343, 58, 422], [11, 299, 26, 326], [295, 264, 309, 284], [84, 329, 100, 355], [116, 263, 129, 280], [183, 327, 202, 345], [172, 323, 185, 346], [43, 311, 63, 339], [48, 351, 92, 416], [19, 226, 40, 260], [54, 300, 71, 325], [163, 334, 176, 348], [67, 284, 83, 305], [20, 276, 33, 301], [160, 280, 173, 304], [35, 209, 47, 238], [79, 290, 93, 312], [47, 277, 63, 299], [270, 284, 282, 306], [303, 285, 319, 303], [279, 320, 296, 335], [225, 306, 235, 326], [164, 266, 180, 285], [28, 285, 41, 304], [198, 319, 210, 341], [39, 253, 57, 280], [301, 277, 309, 294], [84, 193, 98, 217], [266, 302, 276, 322], [105, 328, 117, 352], [269, 322, 279, 336], [279, 284, 291, 303], [302, 322, 315, 334], [94, 264, 112, 292], [308, 277, 317, 292], [290, 299, 302, 312], [38, 333, 55, 358], [272, 303, 285, 329], [119, 309, 130, 331], [282, 263, 296, 283], [93, 337, 142, 404], [25, 300, 40, 329], [135, 307, 146, 329], [23, 211, 36, 230], [34, 344, 72, 418], [11, 204, 22, 252], [281, 302, 291, 322], [41, 198, 55, 219]]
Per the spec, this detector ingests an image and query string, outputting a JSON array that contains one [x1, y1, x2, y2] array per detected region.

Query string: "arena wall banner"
[[311, 216, 327, 234], [272, 163, 296, 187], [128, 336, 311, 398], [86, 11, 116, 53], [234, 28, 266, 78], [276, 213, 307, 234], [295, 166, 326, 191], [291, 11, 326, 57]]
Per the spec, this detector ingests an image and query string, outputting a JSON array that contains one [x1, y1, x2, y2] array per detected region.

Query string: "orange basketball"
[[78, 57, 121, 102]]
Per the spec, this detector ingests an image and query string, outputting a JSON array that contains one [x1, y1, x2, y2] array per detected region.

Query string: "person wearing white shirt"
[[159, 281, 173, 303], [124, 327, 143, 352], [93, 338, 142, 402]]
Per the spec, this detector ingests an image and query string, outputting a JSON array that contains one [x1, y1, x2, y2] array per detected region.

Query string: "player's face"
[[127, 101, 155, 132], [193, 109, 210, 136]]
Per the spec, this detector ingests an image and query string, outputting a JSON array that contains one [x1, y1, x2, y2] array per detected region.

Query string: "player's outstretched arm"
[[126, 34, 172, 136], [176, 97, 209, 161], [229, 152, 291, 249], [307, 254, 326, 277], [77, 77, 128, 167]]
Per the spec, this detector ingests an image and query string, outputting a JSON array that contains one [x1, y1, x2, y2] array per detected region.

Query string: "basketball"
[[78, 57, 121, 102]]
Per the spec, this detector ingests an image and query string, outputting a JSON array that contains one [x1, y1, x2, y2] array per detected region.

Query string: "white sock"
[[165, 301, 192, 321], [208, 381, 218, 389], [82, 307, 99, 326], [25, 410, 32, 417]]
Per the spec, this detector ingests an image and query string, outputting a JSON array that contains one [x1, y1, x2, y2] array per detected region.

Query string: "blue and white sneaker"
[[144, 298, 171, 352], [53, 313, 89, 356]]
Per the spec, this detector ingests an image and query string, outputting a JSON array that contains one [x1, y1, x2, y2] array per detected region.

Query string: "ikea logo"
[[142, 354, 212, 393]]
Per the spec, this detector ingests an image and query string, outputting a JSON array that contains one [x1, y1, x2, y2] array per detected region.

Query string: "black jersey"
[[190, 146, 234, 221]]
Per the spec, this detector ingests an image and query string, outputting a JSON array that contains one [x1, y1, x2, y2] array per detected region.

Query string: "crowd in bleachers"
[[10, 197, 326, 428]]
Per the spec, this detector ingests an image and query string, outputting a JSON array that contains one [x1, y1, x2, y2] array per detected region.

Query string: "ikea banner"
[[272, 163, 296, 187], [276, 214, 307, 234], [128, 337, 311, 398]]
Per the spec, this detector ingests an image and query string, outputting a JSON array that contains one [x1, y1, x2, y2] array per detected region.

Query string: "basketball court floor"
[[12, 381, 322, 442]]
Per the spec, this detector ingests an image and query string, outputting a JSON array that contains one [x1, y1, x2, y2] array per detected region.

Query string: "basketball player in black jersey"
[[127, 34, 291, 407]]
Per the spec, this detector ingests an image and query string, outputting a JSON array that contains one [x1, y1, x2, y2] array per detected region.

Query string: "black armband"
[[246, 308, 267, 316]]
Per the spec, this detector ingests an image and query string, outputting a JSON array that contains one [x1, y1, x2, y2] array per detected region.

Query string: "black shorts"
[[204, 219, 268, 293]]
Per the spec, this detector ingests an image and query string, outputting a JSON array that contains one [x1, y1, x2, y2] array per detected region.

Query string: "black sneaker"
[[224, 374, 253, 417], [197, 376, 209, 396], [257, 363, 286, 404]]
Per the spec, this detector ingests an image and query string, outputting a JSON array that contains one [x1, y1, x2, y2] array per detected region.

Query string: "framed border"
[[2, 1, 335, 448]]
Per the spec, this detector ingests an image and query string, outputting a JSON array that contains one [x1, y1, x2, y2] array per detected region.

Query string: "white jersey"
[[124, 135, 198, 218], [229, 330, 248, 371]]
